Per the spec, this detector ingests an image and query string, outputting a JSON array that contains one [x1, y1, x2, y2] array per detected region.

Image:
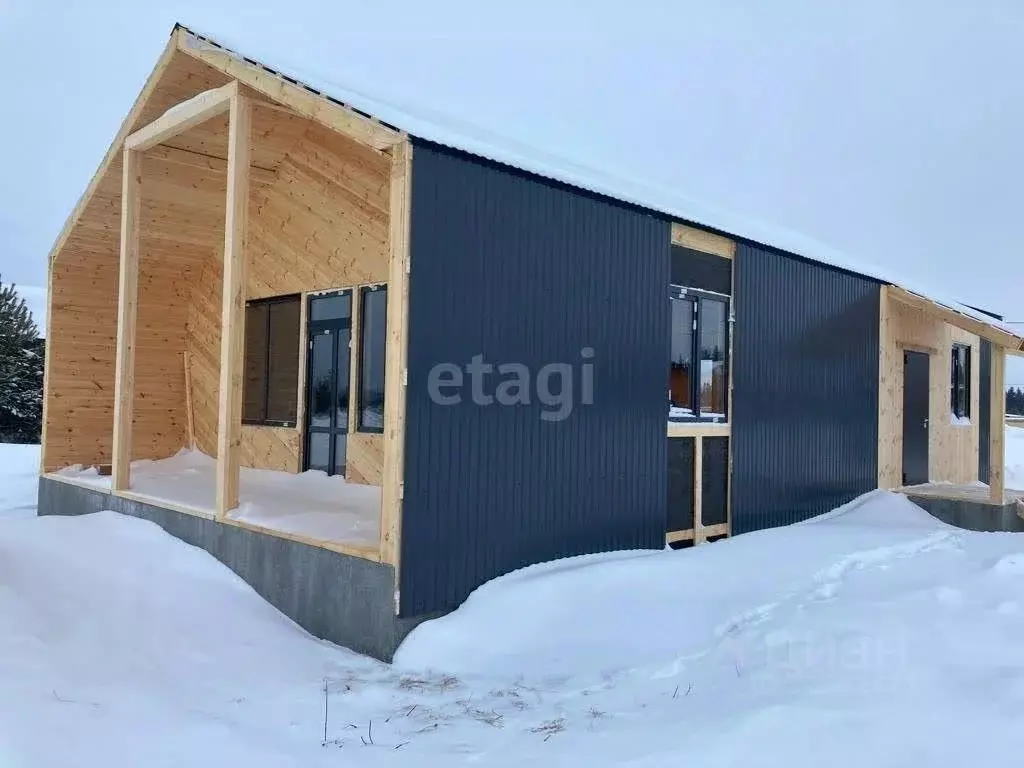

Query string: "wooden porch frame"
[[881, 285, 1014, 503], [888, 285, 1023, 351], [124, 82, 236, 151], [112, 80, 251, 520], [380, 140, 413, 570], [174, 26, 402, 152], [990, 348, 1006, 502]]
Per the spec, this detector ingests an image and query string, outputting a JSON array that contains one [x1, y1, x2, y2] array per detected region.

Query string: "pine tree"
[[0, 278, 43, 443], [1009, 386, 1024, 416]]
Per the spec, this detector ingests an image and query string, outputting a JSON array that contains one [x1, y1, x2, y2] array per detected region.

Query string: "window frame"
[[950, 342, 971, 421], [668, 285, 731, 424], [357, 284, 388, 434], [242, 293, 301, 428]]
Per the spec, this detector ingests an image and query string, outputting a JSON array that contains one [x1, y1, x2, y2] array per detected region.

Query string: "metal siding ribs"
[[399, 141, 670, 616], [731, 243, 881, 533]]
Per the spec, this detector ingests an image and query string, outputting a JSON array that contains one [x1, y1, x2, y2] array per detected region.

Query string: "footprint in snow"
[[991, 554, 1024, 575]]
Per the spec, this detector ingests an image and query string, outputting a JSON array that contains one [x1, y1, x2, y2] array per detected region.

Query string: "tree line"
[[0, 278, 43, 443], [1008, 386, 1024, 416]]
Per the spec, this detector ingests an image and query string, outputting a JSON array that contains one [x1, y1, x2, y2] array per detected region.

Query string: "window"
[[669, 286, 729, 422], [358, 286, 387, 432], [669, 296, 695, 417], [951, 343, 971, 420], [243, 295, 300, 426]]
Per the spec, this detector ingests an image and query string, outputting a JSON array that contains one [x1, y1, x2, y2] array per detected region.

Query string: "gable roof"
[[58, 22, 1024, 352], [174, 25, 1024, 352]]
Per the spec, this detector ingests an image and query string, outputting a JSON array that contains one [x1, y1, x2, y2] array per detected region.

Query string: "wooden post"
[[380, 140, 412, 571], [215, 92, 251, 518], [111, 148, 142, 491], [182, 351, 195, 451], [693, 435, 704, 544], [990, 348, 1006, 502]]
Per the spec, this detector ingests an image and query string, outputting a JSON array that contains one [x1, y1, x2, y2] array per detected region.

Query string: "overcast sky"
[[1, 0, 1021, 384]]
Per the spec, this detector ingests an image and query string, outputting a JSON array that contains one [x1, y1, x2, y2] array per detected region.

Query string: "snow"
[[159, 87, 220, 120], [178, 25, 1020, 341], [0, 442, 39, 519], [2, 428, 1024, 764], [1006, 424, 1024, 488], [56, 449, 380, 547]]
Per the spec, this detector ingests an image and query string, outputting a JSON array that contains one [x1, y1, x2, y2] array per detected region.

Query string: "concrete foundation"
[[904, 492, 1024, 533], [38, 476, 432, 661]]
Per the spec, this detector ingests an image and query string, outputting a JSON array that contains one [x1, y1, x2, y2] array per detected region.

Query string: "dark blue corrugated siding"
[[979, 340, 992, 483], [399, 141, 669, 617], [732, 244, 880, 533]]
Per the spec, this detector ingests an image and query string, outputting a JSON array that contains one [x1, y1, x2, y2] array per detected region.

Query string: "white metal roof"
[[179, 25, 1020, 344]]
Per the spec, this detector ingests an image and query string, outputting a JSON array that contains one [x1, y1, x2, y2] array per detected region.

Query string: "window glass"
[[243, 303, 268, 423], [669, 296, 695, 417], [309, 332, 333, 428], [667, 287, 730, 423], [241, 296, 300, 425], [335, 328, 351, 430], [309, 292, 350, 322], [359, 287, 387, 431], [266, 300, 300, 423], [699, 299, 728, 418], [307, 432, 329, 473], [951, 344, 971, 420]]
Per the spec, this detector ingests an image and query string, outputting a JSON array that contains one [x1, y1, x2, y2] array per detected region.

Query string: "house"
[[38, 24, 1024, 660]]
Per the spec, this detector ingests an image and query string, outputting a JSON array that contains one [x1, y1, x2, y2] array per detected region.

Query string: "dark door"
[[902, 350, 930, 486], [305, 291, 352, 476]]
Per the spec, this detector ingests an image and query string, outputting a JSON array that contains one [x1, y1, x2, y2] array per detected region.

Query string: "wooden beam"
[[888, 285, 1022, 350], [215, 92, 251, 518], [111, 149, 143, 490], [726, 248, 736, 535], [175, 28, 401, 152], [666, 529, 694, 544], [380, 140, 413, 571], [990, 349, 1006, 502], [666, 422, 730, 438], [183, 351, 195, 451], [126, 82, 237, 152], [693, 435, 705, 544], [666, 523, 728, 546], [671, 222, 736, 259], [347, 288, 362, 436]]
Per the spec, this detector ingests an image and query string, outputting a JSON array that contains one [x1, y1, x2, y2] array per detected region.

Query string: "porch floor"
[[53, 450, 381, 551], [897, 482, 1024, 506]]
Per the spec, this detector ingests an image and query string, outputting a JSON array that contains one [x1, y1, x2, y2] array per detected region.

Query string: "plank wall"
[[878, 287, 981, 487], [45, 47, 391, 486], [184, 115, 391, 480]]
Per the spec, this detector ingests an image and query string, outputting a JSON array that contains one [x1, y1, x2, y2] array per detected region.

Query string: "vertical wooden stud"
[[112, 148, 142, 491], [216, 93, 251, 518], [183, 350, 196, 451], [347, 286, 361, 437], [726, 257, 735, 535], [693, 435, 704, 544], [990, 348, 1006, 502], [294, 291, 309, 473], [380, 140, 412, 573]]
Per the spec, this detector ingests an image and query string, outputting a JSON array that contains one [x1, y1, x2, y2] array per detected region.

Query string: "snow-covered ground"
[[0, 442, 39, 519], [1006, 423, 1024, 488], [57, 449, 381, 547], [2, 427, 1024, 766]]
